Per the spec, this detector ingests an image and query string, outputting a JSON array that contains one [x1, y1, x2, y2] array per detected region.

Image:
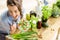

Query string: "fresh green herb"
[[42, 6, 52, 27], [52, 4, 60, 18], [30, 15, 38, 31], [56, 0, 60, 8], [42, 6, 52, 21], [18, 20, 31, 32], [11, 31, 38, 40]]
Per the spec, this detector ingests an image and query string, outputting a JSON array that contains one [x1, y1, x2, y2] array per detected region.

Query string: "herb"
[[42, 6, 52, 21], [42, 6, 52, 27], [30, 15, 38, 31], [11, 31, 38, 40], [56, 0, 60, 8], [18, 20, 31, 32], [52, 4, 60, 17]]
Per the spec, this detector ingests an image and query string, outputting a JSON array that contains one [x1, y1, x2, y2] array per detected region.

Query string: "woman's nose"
[[13, 12, 16, 17]]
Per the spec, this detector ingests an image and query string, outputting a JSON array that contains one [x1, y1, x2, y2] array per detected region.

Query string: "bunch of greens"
[[52, 4, 60, 17], [42, 6, 52, 21], [10, 31, 38, 40], [42, 6, 52, 27], [26, 11, 39, 31], [9, 15, 39, 40], [30, 15, 38, 31], [51, 0, 60, 18], [56, 0, 60, 8], [18, 15, 39, 32]]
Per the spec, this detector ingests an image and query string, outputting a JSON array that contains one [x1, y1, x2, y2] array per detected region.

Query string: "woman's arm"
[[0, 11, 10, 35], [10, 23, 17, 34]]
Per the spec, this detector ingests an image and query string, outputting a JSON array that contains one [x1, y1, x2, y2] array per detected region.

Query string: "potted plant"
[[42, 6, 52, 27], [51, 2, 60, 18]]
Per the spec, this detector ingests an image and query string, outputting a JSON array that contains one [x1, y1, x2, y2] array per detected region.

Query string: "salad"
[[18, 20, 31, 33]]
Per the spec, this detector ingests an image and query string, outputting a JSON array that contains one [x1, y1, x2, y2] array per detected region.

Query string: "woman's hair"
[[7, 0, 23, 18]]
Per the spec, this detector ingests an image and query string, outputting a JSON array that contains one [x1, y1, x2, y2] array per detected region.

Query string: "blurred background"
[[0, 0, 7, 15], [0, 0, 56, 15]]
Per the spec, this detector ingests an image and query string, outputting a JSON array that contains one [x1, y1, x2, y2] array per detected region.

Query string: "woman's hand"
[[10, 23, 17, 34]]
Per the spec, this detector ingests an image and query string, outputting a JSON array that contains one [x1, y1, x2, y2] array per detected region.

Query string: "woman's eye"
[[9, 11, 12, 13], [15, 10, 17, 13]]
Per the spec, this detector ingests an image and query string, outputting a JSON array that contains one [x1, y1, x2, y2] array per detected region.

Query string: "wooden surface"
[[6, 17, 60, 40], [37, 17, 60, 40]]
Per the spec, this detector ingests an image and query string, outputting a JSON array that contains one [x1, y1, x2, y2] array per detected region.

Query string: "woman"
[[7, 0, 22, 34], [0, 0, 22, 40]]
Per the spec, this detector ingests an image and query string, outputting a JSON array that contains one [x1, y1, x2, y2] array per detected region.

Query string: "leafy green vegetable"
[[10, 31, 38, 40], [42, 6, 52, 21], [56, 0, 60, 8], [52, 0, 60, 18], [42, 6, 51, 27], [52, 4, 60, 18], [18, 20, 31, 32], [30, 15, 38, 31]]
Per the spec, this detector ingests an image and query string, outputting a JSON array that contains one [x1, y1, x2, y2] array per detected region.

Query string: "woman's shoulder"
[[0, 9, 9, 21]]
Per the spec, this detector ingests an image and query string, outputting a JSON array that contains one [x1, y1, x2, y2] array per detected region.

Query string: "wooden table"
[[37, 17, 60, 40], [6, 17, 60, 40]]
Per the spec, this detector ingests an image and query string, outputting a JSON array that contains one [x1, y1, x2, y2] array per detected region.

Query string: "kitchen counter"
[[38, 17, 60, 40], [6, 17, 60, 40]]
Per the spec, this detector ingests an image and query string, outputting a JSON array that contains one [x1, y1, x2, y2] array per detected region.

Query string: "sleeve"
[[0, 11, 10, 35], [7, 19, 13, 26], [0, 20, 10, 35]]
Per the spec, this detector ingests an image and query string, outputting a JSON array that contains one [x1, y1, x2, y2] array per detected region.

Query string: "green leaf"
[[11, 31, 37, 39], [42, 6, 52, 20]]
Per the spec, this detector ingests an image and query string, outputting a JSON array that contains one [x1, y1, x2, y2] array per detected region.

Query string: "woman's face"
[[8, 5, 20, 19]]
